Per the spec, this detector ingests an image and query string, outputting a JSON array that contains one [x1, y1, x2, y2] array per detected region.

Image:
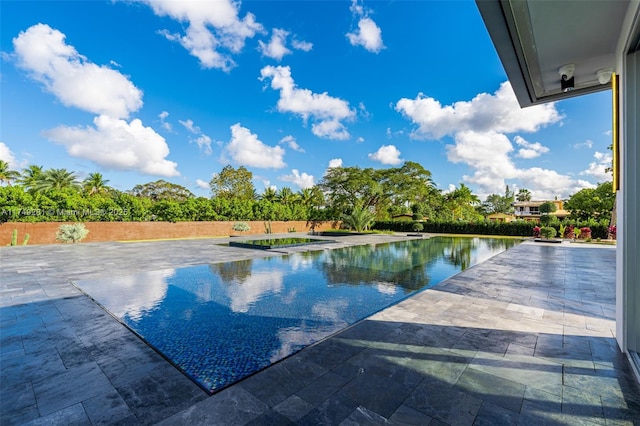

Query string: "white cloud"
[[179, 118, 212, 155], [179, 118, 199, 134], [195, 179, 209, 189], [524, 169, 594, 200], [225, 123, 285, 168], [394, 82, 587, 198], [0, 142, 18, 167], [280, 169, 314, 189], [347, 17, 384, 53], [258, 29, 313, 60], [12, 24, 178, 177], [346, 1, 384, 53], [159, 111, 172, 131], [395, 82, 562, 140], [279, 135, 304, 152], [368, 144, 402, 165], [356, 136, 365, 143], [573, 139, 594, 149], [446, 130, 591, 198], [141, 0, 263, 71], [580, 151, 612, 182], [328, 158, 343, 168], [45, 115, 179, 177], [514, 135, 549, 159], [12, 24, 143, 118], [194, 135, 213, 155], [260, 65, 355, 140], [291, 39, 313, 52], [258, 28, 291, 60]]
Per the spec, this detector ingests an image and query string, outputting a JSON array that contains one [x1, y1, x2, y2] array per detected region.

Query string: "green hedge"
[[372, 220, 611, 238]]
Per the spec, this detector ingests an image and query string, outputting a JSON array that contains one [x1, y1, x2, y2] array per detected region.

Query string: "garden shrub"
[[579, 227, 592, 240], [540, 227, 557, 239], [55, 223, 89, 243], [532, 226, 541, 238]]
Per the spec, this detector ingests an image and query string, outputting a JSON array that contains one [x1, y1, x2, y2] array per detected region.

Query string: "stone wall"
[[0, 220, 339, 246]]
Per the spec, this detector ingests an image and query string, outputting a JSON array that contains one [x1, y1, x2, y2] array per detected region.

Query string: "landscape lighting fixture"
[[597, 68, 614, 84], [559, 64, 575, 92]]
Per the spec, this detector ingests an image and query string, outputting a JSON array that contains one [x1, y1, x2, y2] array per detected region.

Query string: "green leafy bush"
[[412, 222, 424, 232], [55, 223, 89, 243], [540, 227, 557, 239]]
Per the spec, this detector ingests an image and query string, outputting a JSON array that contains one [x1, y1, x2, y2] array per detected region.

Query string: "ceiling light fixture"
[[559, 64, 575, 92], [596, 68, 614, 84]]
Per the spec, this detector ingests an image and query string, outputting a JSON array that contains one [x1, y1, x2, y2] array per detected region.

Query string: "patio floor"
[[1, 234, 639, 425]]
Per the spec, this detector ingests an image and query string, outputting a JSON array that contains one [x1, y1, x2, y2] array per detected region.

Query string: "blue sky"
[[1, 0, 613, 200]]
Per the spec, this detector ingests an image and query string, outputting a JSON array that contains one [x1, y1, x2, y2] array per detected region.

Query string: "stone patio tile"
[[472, 401, 520, 426], [31, 361, 114, 416], [0, 382, 37, 425], [155, 386, 269, 426], [239, 356, 327, 406], [387, 403, 435, 425], [339, 405, 390, 425], [0, 348, 67, 389], [294, 371, 350, 405], [295, 393, 359, 426], [273, 394, 315, 421], [404, 379, 483, 426], [455, 366, 525, 413], [21, 403, 90, 426], [296, 337, 366, 371], [82, 390, 138, 425], [116, 363, 206, 424]]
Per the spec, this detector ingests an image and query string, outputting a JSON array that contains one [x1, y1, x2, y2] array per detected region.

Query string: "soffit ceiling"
[[478, 0, 631, 106]]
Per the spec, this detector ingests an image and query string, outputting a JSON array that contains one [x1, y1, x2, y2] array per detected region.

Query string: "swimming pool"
[[75, 236, 520, 393]]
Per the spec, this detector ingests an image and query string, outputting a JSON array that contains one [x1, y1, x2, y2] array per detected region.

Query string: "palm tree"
[[445, 183, 480, 220], [83, 172, 110, 195], [0, 160, 20, 186], [299, 186, 324, 210], [18, 165, 44, 192], [33, 168, 80, 193], [277, 187, 297, 205], [516, 188, 532, 202], [342, 205, 375, 232], [260, 187, 278, 202]]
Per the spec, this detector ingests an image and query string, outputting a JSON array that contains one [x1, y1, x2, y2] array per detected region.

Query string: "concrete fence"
[[0, 220, 340, 246]]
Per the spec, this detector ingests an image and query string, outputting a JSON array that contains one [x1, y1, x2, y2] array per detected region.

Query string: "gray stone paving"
[[1, 234, 639, 425]]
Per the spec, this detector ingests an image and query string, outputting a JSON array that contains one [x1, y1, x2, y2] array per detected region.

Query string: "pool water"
[[228, 237, 335, 249], [75, 237, 520, 393]]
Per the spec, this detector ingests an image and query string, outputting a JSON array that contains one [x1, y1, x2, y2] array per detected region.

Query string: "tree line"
[[0, 160, 613, 225]]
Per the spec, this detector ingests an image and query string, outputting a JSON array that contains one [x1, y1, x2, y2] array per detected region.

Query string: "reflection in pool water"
[[75, 237, 520, 393]]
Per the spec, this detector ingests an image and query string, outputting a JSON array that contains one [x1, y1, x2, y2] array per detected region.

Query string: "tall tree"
[[379, 161, 436, 209], [0, 160, 20, 186], [565, 182, 615, 221], [276, 187, 297, 205], [260, 187, 277, 202], [130, 180, 194, 201], [538, 201, 557, 225], [320, 166, 382, 214], [18, 165, 44, 192], [516, 188, 532, 202], [480, 185, 515, 215], [32, 168, 80, 192], [83, 172, 110, 195], [209, 165, 256, 201], [299, 186, 324, 210], [445, 183, 481, 220]]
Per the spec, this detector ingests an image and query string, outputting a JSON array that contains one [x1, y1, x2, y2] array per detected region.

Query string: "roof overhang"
[[476, 0, 632, 107]]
